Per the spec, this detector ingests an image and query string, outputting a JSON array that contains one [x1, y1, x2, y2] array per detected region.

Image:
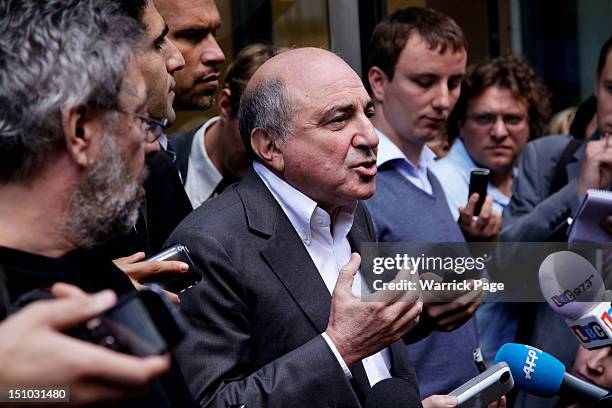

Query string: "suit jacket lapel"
[[237, 167, 331, 332], [388, 340, 419, 394], [261, 224, 374, 400], [262, 217, 333, 332], [567, 141, 586, 180], [347, 204, 371, 252], [237, 167, 373, 399]]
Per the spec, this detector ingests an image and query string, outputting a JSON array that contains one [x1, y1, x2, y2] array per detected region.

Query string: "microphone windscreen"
[[365, 378, 422, 408], [538, 251, 604, 319], [495, 343, 565, 397]]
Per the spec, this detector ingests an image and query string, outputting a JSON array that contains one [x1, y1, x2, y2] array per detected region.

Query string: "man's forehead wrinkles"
[[312, 90, 369, 109], [306, 97, 370, 126]]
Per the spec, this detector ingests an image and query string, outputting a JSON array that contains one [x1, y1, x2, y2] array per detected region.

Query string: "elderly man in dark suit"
[[167, 47, 424, 408]]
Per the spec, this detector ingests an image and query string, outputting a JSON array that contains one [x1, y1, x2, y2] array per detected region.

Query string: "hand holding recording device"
[[539, 250, 612, 349], [69, 285, 186, 357], [140, 244, 201, 294], [495, 343, 612, 407], [448, 362, 513, 407], [468, 168, 490, 217]]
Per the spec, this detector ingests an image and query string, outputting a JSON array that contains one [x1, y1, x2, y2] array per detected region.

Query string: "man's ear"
[[61, 104, 104, 168], [368, 66, 388, 103], [218, 88, 233, 123], [250, 128, 284, 172]]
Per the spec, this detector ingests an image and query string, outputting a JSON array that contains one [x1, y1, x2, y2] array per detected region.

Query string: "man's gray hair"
[[238, 77, 293, 161], [0, 0, 143, 183]]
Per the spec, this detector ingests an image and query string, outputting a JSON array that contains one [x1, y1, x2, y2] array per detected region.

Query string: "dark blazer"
[[500, 135, 584, 408], [501, 134, 584, 242], [166, 167, 421, 408], [169, 126, 200, 183], [144, 149, 193, 254]]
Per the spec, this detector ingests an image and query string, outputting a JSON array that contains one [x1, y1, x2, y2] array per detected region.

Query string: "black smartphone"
[[70, 285, 186, 357], [140, 244, 201, 294], [468, 168, 490, 217]]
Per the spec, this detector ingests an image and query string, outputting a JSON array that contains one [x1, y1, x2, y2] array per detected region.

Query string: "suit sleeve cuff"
[[321, 332, 353, 380]]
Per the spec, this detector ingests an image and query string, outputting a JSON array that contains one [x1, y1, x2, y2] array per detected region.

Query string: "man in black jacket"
[[0, 1, 194, 405], [102, 0, 193, 262]]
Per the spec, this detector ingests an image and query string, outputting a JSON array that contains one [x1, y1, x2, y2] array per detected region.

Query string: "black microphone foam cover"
[[365, 377, 422, 408]]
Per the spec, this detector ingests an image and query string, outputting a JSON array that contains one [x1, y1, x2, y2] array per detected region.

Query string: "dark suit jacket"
[[169, 126, 200, 183], [144, 149, 193, 254], [166, 167, 421, 408], [501, 134, 584, 242], [169, 124, 241, 201], [500, 135, 584, 408]]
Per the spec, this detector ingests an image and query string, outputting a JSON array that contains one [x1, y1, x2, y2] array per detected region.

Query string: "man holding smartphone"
[[102, 0, 201, 304], [430, 55, 552, 365], [431, 54, 550, 232], [499, 37, 612, 408], [364, 7, 498, 399]]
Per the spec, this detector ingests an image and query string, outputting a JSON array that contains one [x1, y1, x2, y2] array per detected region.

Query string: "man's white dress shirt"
[[253, 161, 392, 386]]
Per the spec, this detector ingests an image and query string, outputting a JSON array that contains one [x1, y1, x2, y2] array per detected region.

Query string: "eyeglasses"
[[466, 113, 527, 130], [139, 116, 169, 143], [116, 110, 169, 143]]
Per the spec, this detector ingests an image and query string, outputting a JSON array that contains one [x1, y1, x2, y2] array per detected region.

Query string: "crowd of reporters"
[[0, 0, 611, 407]]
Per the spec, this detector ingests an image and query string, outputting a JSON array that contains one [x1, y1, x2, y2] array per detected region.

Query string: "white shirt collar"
[[184, 116, 223, 208], [375, 128, 436, 172], [158, 131, 169, 151], [252, 162, 390, 385], [447, 137, 476, 171], [252, 161, 356, 243]]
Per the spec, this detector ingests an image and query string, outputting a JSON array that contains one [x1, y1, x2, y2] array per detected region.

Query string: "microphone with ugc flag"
[[538, 250, 612, 349]]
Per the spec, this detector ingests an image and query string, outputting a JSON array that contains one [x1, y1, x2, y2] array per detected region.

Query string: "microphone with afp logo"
[[538, 250, 612, 349], [495, 343, 612, 406]]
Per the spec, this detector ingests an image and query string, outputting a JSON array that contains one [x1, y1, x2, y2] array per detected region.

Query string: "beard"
[[175, 88, 215, 112], [63, 128, 146, 249]]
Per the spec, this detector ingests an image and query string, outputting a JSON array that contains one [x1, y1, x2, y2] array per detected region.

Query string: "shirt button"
[[304, 238, 312, 246]]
